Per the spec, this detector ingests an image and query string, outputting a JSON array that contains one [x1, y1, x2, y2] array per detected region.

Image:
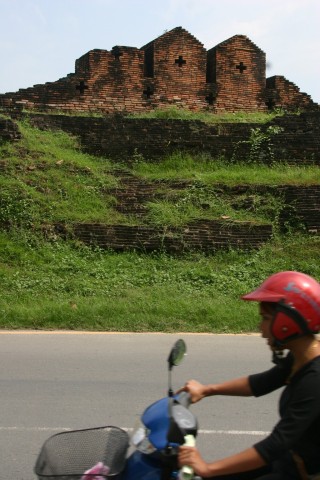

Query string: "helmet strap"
[[272, 348, 286, 366]]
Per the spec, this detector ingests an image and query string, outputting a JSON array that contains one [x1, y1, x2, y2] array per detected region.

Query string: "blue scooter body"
[[122, 451, 162, 480], [122, 397, 173, 479]]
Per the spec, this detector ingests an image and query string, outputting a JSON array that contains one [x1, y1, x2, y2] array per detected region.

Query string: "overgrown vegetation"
[[1, 120, 318, 230], [0, 116, 319, 332], [132, 150, 318, 185], [20, 106, 287, 123], [0, 230, 319, 331], [145, 182, 283, 227], [0, 120, 122, 226], [127, 106, 288, 123]]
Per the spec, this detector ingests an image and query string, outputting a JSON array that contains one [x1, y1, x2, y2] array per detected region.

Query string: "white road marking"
[[198, 429, 269, 436]]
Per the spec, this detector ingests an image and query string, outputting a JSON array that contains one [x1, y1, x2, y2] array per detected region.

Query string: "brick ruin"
[[27, 111, 320, 165], [0, 27, 317, 114]]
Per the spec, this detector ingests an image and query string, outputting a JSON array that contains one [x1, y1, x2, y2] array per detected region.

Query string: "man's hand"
[[176, 379, 207, 403], [179, 446, 211, 478]]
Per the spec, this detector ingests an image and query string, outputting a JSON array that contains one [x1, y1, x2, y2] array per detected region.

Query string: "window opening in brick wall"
[[205, 93, 215, 105], [144, 44, 154, 78], [266, 98, 275, 110], [236, 62, 247, 73], [206, 53, 216, 83], [76, 81, 88, 95], [175, 55, 186, 67], [143, 86, 154, 99]]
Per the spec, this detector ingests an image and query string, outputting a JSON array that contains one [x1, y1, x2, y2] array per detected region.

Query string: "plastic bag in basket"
[[81, 461, 110, 480]]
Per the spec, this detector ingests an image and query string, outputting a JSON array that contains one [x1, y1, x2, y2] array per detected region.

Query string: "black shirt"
[[249, 354, 320, 474]]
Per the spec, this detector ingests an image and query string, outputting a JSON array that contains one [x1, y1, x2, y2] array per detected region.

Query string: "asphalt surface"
[[0, 331, 281, 479]]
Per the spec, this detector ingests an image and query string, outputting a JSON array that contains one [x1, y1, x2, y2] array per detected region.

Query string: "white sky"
[[0, 0, 319, 103]]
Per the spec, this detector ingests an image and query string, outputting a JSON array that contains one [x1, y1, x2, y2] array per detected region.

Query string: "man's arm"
[[177, 376, 253, 403], [179, 445, 266, 478]]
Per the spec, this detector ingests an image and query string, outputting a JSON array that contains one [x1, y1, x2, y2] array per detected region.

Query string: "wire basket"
[[34, 425, 129, 479]]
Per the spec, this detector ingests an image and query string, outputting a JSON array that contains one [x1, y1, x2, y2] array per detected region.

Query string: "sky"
[[0, 0, 319, 103]]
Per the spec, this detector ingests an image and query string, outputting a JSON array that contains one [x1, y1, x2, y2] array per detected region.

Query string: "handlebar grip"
[[179, 434, 195, 480], [177, 391, 192, 408]]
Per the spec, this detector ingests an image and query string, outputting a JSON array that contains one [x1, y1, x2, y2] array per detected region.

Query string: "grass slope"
[[0, 115, 319, 332]]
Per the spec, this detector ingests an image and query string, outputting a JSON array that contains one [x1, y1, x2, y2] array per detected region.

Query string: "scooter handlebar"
[[179, 434, 196, 480], [176, 391, 192, 408]]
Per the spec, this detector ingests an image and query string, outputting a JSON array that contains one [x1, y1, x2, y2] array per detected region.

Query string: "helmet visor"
[[241, 288, 284, 302]]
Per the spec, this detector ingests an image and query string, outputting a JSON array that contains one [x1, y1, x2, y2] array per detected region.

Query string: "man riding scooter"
[[178, 271, 320, 479]]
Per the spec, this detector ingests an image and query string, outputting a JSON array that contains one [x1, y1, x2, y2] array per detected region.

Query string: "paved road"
[[0, 332, 281, 479]]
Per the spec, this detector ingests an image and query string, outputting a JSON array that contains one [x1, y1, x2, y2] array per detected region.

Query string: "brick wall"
[[278, 185, 320, 233], [27, 111, 320, 164], [1, 113, 319, 252], [208, 35, 267, 112], [68, 220, 273, 253], [0, 27, 317, 114], [266, 76, 315, 111], [54, 177, 320, 252], [142, 27, 208, 111], [270, 112, 320, 162], [108, 174, 320, 235], [216, 184, 320, 234], [75, 47, 146, 112], [0, 117, 21, 142]]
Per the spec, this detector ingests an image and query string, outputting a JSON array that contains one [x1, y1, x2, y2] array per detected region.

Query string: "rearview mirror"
[[168, 339, 186, 369]]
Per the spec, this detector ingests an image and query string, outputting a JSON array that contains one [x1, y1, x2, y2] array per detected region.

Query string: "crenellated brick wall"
[[266, 76, 314, 111], [0, 27, 317, 114], [142, 28, 208, 111], [208, 35, 267, 112], [75, 47, 146, 112]]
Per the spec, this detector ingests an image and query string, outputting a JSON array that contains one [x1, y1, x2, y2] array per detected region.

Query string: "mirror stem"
[[168, 369, 173, 397]]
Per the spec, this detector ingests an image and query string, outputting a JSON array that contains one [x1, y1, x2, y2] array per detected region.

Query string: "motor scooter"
[[34, 339, 199, 480]]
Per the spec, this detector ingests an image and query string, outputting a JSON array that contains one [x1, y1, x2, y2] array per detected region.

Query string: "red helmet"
[[242, 271, 320, 344]]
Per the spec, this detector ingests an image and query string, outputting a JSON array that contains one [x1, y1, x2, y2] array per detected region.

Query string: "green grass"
[[0, 230, 319, 331], [132, 152, 319, 185], [127, 106, 288, 123], [19, 106, 287, 123], [134, 152, 318, 227], [0, 116, 319, 332], [0, 120, 124, 225], [2, 121, 318, 229]]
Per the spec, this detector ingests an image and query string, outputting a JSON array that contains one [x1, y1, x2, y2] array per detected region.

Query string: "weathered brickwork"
[[27, 111, 320, 165], [207, 35, 267, 112], [142, 28, 208, 111], [278, 186, 320, 234], [48, 179, 319, 253], [49, 177, 320, 253], [1, 113, 319, 251], [68, 221, 273, 253], [266, 76, 315, 111], [0, 27, 317, 114], [108, 172, 320, 235], [270, 112, 320, 162], [0, 117, 21, 142]]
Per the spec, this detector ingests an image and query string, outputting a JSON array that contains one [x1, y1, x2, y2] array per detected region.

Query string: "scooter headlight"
[[131, 420, 157, 454]]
